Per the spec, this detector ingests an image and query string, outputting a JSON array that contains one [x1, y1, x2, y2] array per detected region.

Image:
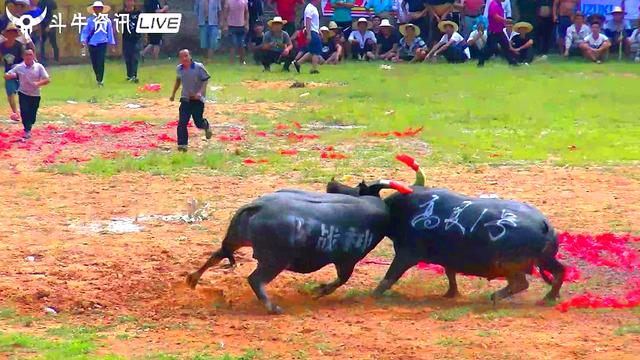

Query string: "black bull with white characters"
[[327, 154, 567, 304], [186, 184, 412, 314]]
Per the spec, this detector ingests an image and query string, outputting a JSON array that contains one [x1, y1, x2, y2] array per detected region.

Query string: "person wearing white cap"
[[348, 17, 377, 60], [319, 26, 341, 64], [604, 6, 632, 58], [258, 17, 295, 71], [375, 19, 399, 60], [80, 1, 116, 87]]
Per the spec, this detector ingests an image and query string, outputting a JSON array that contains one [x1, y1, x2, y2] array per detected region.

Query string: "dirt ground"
[[1, 99, 639, 359]]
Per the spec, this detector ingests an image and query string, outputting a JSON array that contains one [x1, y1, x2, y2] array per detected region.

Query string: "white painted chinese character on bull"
[[317, 224, 341, 252]]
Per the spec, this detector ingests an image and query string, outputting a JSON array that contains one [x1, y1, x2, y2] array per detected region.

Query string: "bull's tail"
[[536, 222, 566, 301], [186, 203, 262, 289]]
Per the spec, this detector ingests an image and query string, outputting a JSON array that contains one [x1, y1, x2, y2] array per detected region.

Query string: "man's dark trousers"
[[19, 92, 41, 132], [478, 32, 517, 66], [178, 99, 210, 146]]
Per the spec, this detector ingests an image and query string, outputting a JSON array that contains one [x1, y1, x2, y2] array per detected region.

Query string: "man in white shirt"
[[348, 18, 377, 60], [483, 0, 511, 19], [467, 17, 487, 59], [564, 12, 590, 57], [293, 0, 322, 74], [579, 22, 611, 63], [425, 20, 470, 62]]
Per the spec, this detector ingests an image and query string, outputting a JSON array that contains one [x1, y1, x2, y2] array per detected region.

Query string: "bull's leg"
[[313, 262, 356, 299], [490, 272, 529, 306], [442, 267, 460, 298], [540, 257, 566, 302], [186, 247, 228, 289], [248, 261, 287, 315], [373, 254, 418, 297]]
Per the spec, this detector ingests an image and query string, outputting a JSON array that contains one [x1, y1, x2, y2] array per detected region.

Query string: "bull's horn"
[[395, 154, 425, 186]]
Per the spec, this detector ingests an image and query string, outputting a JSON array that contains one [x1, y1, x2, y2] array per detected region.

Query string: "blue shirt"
[[80, 15, 116, 46], [330, 0, 354, 22], [177, 61, 211, 103], [194, 0, 221, 26], [366, 0, 393, 14]]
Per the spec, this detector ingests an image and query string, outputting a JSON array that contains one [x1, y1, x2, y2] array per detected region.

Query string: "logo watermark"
[[136, 13, 182, 34], [5, 7, 48, 34]]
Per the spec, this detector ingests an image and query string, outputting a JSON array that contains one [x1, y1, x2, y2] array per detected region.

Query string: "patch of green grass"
[[343, 288, 372, 299], [291, 349, 308, 360], [430, 306, 473, 322], [16, 188, 41, 200], [0, 307, 17, 319], [116, 315, 138, 324], [615, 324, 640, 336], [296, 281, 321, 295], [479, 309, 515, 320], [435, 336, 467, 347], [476, 330, 499, 337], [0, 330, 121, 359]]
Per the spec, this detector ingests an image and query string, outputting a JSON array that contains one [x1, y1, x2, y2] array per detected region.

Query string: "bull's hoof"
[[442, 290, 460, 299], [372, 290, 385, 298], [186, 272, 200, 289], [267, 304, 283, 315], [311, 284, 331, 299]]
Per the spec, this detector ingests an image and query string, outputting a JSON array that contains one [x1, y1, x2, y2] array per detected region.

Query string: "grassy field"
[[6, 58, 639, 169]]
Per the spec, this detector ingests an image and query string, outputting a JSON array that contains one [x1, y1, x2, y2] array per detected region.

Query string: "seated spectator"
[[604, 6, 632, 57], [376, 19, 399, 60], [467, 16, 487, 59], [428, 0, 455, 46], [319, 26, 341, 64], [564, 12, 589, 57], [348, 17, 377, 60], [248, 21, 265, 64], [292, 28, 309, 61], [394, 23, 427, 62], [329, 21, 346, 60], [503, 18, 518, 44], [371, 15, 382, 35], [425, 20, 470, 62], [580, 21, 611, 63], [511, 22, 534, 64], [631, 27, 640, 61], [257, 16, 295, 71]]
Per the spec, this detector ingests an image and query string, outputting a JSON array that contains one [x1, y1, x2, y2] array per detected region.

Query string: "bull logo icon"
[[5, 7, 48, 35]]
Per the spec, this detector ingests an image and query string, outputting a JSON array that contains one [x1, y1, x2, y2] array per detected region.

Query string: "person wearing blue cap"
[[466, 16, 487, 59]]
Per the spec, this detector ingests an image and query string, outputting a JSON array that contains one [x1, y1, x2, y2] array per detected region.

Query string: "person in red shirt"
[[269, 0, 303, 35], [477, 0, 517, 66]]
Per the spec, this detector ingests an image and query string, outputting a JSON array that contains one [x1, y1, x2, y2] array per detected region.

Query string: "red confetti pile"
[[157, 133, 176, 142], [321, 151, 347, 159], [286, 132, 320, 142], [139, 83, 162, 92], [255, 131, 268, 137], [366, 126, 424, 138], [275, 123, 289, 130], [243, 158, 269, 165], [416, 262, 445, 275], [558, 232, 640, 271], [279, 149, 298, 156], [556, 288, 640, 312], [532, 265, 581, 282]]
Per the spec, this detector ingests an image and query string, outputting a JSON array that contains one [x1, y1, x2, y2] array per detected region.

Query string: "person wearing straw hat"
[[394, 23, 427, 62], [426, 20, 469, 62], [4, 49, 50, 140], [563, 11, 589, 57], [80, 1, 116, 87], [375, 18, 399, 60], [604, 6, 632, 58], [1, 23, 24, 121], [467, 15, 487, 59], [579, 21, 611, 63], [328, 21, 346, 61], [257, 16, 295, 71], [348, 17, 377, 60], [317, 26, 341, 64], [268, 0, 303, 35], [510, 21, 534, 64]]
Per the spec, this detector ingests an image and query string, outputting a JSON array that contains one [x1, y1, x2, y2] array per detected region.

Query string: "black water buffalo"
[[328, 156, 566, 304], [186, 185, 411, 314]]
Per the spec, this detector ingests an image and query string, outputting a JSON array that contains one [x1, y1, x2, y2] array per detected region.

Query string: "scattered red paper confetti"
[[275, 123, 289, 130], [366, 126, 423, 138], [532, 265, 581, 282], [416, 262, 445, 274], [287, 132, 320, 142], [243, 158, 269, 165], [321, 151, 347, 159], [279, 149, 298, 156], [218, 135, 244, 142], [256, 131, 268, 137], [157, 133, 176, 142], [556, 288, 640, 312], [139, 83, 162, 92], [558, 232, 640, 271], [293, 122, 302, 129]]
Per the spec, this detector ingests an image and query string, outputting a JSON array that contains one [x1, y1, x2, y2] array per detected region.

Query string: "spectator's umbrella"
[[437, 20, 459, 33]]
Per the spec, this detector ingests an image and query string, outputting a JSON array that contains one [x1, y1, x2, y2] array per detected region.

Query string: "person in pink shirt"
[[477, 0, 517, 66], [223, 0, 249, 64]]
